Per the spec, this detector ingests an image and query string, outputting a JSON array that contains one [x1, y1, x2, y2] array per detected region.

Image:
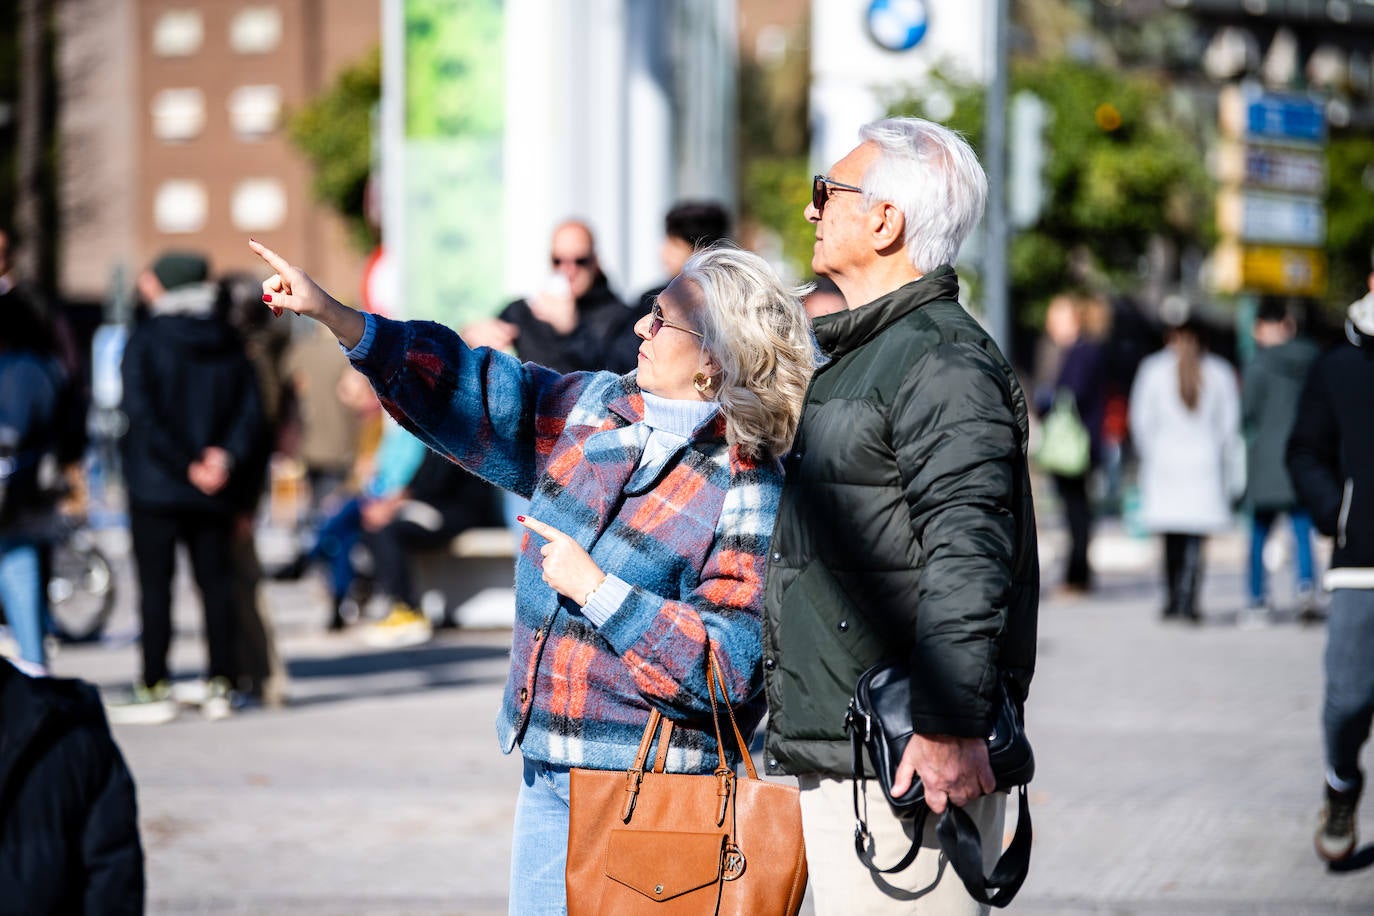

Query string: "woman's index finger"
[[248, 238, 292, 275]]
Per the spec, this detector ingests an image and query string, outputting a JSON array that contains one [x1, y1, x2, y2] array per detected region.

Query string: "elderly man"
[[761, 118, 1039, 913], [464, 219, 639, 374]]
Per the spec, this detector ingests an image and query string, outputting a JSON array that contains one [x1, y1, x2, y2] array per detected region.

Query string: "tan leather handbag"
[[565, 652, 808, 915]]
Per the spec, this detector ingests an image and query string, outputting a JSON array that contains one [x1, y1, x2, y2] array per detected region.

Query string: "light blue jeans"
[[0, 540, 44, 669], [510, 757, 571, 916], [1248, 509, 1315, 605], [1324, 589, 1374, 784]]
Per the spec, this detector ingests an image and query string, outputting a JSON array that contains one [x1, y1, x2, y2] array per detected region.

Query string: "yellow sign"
[[1212, 242, 1327, 297]]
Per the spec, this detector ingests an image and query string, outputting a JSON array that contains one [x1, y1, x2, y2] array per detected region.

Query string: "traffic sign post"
[[1212, 83, 1328, 297]]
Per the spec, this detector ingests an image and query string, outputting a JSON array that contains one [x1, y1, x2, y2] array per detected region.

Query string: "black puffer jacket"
[[1287, 326, 1374, 578], [0, 663, 144, 913], [763, 267, 1039, 778], [499, 277, 641, 374], [118, 284, 265, 514]]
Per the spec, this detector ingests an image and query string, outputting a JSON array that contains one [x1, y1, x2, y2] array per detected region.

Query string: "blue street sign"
[[1239, 90, 1326, 144]]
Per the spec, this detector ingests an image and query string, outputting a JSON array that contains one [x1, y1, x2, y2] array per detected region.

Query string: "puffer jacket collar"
[[812, 265, 960, 361]]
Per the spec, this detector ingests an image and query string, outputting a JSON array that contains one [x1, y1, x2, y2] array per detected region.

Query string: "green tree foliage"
[[886, 59, 1212, 329], [287, 48, 381, 252], [1325, 134, 1374, 305]]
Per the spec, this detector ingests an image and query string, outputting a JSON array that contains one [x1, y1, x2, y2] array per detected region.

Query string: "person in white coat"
[[1129, 318, 1242, 622]]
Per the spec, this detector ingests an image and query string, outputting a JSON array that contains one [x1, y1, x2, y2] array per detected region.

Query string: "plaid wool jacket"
[[348, 314, 781, 773]]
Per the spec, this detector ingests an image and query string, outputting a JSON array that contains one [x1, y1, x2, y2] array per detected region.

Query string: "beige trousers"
[[798, 775, 1006, 916]]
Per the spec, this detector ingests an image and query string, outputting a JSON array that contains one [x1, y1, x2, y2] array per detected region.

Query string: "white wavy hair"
[[858, 117, 988, 274], [676, 246, 817, 462]]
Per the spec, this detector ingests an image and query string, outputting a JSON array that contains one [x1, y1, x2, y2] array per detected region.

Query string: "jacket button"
[[764, 656, 776, 670], [519, 687, 529, 704], [772, 552, 782, 561], [837, 620, 849, 632], [768, 758, 778, 769], [533, 628, 544, 642]]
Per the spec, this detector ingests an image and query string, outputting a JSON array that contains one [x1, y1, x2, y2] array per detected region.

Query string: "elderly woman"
[[249, 239, 815, 913]]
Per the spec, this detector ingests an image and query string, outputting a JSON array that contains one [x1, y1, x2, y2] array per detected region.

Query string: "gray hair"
[[858, 117, 988, 274], [678, 246, 817, 463]]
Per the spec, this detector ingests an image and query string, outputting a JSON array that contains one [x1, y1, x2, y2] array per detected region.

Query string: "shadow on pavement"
[[283, 642, 509, 680], [1329, 845, 1374, 873]]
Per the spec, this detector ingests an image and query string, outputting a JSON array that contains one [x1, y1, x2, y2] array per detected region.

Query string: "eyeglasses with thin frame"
[[812, 175, 864, 216], [551, 255, 594, 269], [647, 301, 704, 339]]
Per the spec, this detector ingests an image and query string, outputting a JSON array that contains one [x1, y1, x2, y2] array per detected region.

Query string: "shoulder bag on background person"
[[845, 662, 1035, 908], [1034, 389, 1091, 477], [566, 651, 808, 916]]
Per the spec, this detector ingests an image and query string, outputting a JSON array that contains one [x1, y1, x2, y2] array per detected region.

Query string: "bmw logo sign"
[[867, 0, 929, 52]]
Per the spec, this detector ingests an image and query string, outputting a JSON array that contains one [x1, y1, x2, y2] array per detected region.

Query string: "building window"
[[154, 181, 208, 234], [231, 179, 287, 231], [151, 88, 206, 142], [228, 85, 282, 139], [152, 10, 203, 57], [230, 7, 283, 54]]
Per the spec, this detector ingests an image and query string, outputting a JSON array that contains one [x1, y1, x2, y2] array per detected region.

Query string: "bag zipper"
[[1338, 479, 1354, 549]]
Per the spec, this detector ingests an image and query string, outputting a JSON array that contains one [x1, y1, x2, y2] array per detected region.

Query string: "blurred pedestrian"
[[1035, 291, 1108, 595], [0, 660, 144, 912], [802, 275, 846, 319], [217, 272, 291, 705], [1287, 271, 1374, 863], [0, 295, 66, 676], [765, 119, 1039, 914], [1129, 315, 1242, 623], [636, 200, 733, 310], [108, 252, 264, 724], [463, 219, 640, 374], [250, 238, 814, 913], [1241, 297, 1320, 628], [282, 320, 361, 525]]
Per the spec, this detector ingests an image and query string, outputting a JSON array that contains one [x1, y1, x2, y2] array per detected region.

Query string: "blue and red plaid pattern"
[[349, 314, 780, 773]]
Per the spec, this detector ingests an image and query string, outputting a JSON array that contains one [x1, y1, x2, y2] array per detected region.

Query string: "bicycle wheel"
[[47, 536, 116, 643]]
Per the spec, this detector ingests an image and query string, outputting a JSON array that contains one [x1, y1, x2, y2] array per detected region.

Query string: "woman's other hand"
[[518, 515, 606, 607], [248, 239, 366, 349]]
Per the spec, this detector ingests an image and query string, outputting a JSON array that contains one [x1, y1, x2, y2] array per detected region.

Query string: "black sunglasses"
[[551, 255, 594, 269], [812, 175, 864, 215], [647, 301, 703, 339]]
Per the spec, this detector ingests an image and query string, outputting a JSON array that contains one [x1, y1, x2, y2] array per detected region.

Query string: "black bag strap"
[[848, 712, 928, 874], [936, 785, 1033, 908]]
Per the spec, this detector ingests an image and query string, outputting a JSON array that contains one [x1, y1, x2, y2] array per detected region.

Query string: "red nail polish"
[[516, 515, 526, 522], [262, 294, 272, 303]]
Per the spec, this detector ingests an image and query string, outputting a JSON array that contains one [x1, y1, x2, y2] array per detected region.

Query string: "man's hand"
[[890, 733, 995, 815], [187, 447, 231, 496], [528, 284, 577, 336], [517, 515, 605, 605], [460, 317, 520, 351]]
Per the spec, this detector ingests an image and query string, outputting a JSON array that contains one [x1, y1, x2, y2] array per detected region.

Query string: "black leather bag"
[[844, 662, 1034, 908]]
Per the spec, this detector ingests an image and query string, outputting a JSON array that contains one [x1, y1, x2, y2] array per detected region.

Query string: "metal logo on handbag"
[[565, 651, 809, 915], [844, 662, 1035, 908]]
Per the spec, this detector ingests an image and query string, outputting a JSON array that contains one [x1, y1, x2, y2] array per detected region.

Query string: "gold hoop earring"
[[693, 372, 715, 394]]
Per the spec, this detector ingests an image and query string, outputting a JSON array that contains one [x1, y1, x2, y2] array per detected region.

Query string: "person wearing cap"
[[1288, 271, 1374, 863], [108, 252, 266, 724]]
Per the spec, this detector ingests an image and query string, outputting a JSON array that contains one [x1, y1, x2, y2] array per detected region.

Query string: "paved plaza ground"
[[37, 519, 1374, 914]]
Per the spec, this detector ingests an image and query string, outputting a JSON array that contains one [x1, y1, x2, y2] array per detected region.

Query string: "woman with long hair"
[[248, 238, 815, 913], [1129, 316, 1242, 622]]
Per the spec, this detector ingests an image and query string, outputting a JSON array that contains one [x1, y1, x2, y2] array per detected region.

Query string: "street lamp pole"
[[984, 0, 1010, 355]]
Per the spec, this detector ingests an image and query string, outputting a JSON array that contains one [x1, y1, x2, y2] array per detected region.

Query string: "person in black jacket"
[[0, 660, 144, 912], [635, 200, 732, 313], [1288, 271, 1374, 864], [763, 118, 1038, 913], [110, 252, 265, 724], [461, 220, 640, 374]]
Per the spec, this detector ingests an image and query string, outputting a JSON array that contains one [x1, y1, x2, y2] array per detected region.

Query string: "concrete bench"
[[412, 526, 519, 629]]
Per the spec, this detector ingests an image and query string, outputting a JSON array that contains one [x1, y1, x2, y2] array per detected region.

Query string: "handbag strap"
[[707, 649, 758, 780], [935, 785, 1032, 908]]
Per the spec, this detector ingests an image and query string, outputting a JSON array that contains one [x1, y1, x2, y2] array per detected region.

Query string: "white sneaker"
[[106, 680, 179, 726], [1238, 603, 1271, 630], [202, 676, 234, 721]]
